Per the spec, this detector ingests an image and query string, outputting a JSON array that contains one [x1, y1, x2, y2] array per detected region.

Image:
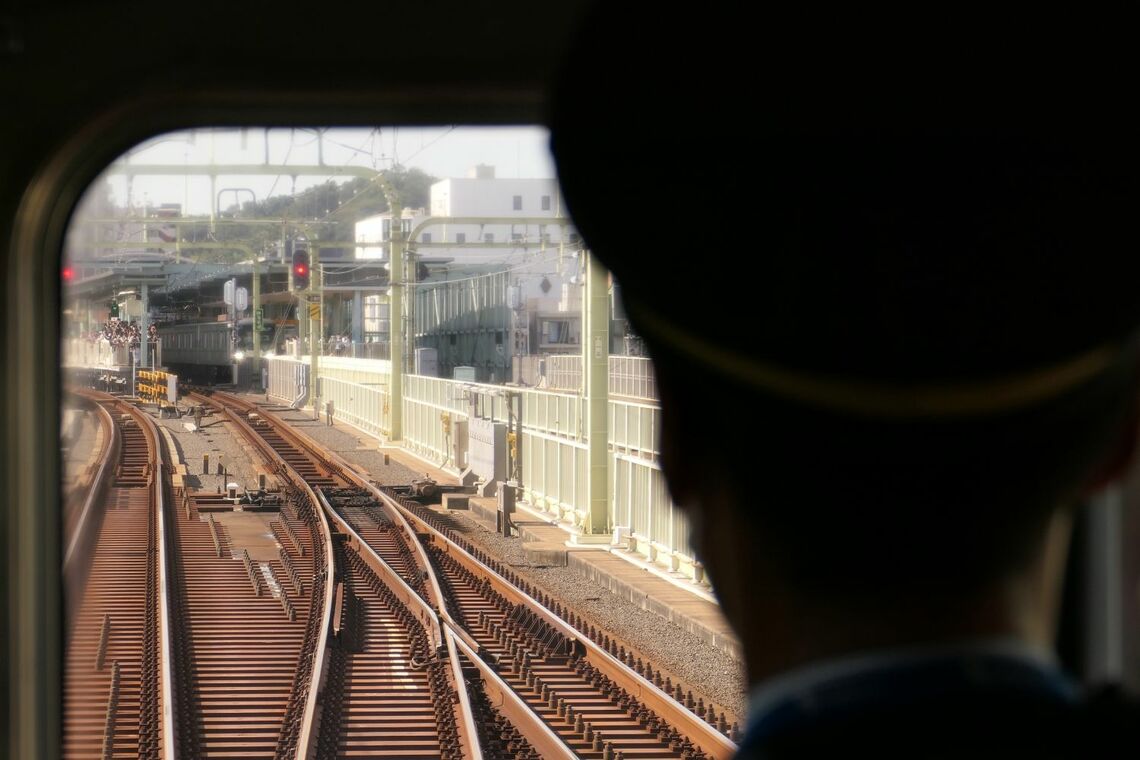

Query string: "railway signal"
[[292, 247, 310, 290]]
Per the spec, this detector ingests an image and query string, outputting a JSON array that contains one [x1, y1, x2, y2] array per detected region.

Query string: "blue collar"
[[740, 639, 1078, 751]]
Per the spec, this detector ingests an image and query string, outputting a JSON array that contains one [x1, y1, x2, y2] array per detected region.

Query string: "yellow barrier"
[[136, 370, 179, 405]]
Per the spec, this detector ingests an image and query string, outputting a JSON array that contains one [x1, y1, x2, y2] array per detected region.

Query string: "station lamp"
[[292, 246, 310, 290]]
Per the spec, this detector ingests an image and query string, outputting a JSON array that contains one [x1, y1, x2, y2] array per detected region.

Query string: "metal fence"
[[266, 357, 309, 407], [318, 376, 389, 438], [261, 355, 695, 570], [345, 342, 389, 360], [610, 398, 660, 459], [402, 375, 469, 464], [615, 454, 688, 555], [544, 354, 658, 401], [62, 339, 131, 368]]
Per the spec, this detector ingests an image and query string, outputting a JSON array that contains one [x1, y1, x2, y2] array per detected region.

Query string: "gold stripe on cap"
[[624, 296, 1122, 417]]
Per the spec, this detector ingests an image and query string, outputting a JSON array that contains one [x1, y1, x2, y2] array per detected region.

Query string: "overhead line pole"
[[310, 268, 319, 420], [578, 250, 610, 540], [389, 192, 404, 441], [252, 255, 261, 380]]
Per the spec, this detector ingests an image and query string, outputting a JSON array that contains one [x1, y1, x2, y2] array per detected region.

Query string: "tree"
[[216, 166, 438, 248]]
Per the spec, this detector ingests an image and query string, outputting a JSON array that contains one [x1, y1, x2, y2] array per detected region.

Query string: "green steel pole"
[[310, 272, 319, 420], [407, 241, 416, 374], [389, 201, 404, 441], [252, 257, 261, 371], [581, 250, 610, 538]]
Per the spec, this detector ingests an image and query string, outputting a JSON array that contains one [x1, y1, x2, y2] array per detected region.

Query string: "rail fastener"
[[93, 613, 111, 672], [241, 549, 261, 597]]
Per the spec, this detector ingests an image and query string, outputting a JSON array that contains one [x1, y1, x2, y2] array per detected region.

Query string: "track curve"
[[198, 390, 738, 760]]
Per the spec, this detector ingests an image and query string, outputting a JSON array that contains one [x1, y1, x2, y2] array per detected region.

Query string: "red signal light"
[[291, 247, 311, 290], [62, 266, 74, 282]]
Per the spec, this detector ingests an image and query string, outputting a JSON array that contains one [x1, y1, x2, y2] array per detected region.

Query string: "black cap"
[[550, 4, 1140, 404]]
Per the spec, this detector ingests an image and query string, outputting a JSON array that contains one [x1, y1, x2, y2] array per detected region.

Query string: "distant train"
[[159, 319, 279, 382]]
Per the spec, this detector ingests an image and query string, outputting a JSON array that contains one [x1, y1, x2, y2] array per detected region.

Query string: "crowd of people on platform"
[[81, 320, 159, 347], [327, 334, 351, 355]]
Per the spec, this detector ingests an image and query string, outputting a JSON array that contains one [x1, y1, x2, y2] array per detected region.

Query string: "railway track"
[[169, 476, 322, 756], [62, 393, 110, 548], [64, 385, 738, 758], [197, 389, 738, 759], [62, 390, 168, 760], [194, 390, 480, 759]]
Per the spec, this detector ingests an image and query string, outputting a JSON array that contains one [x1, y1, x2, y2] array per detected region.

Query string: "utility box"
[[497, 482, 517, 537], [415, 347, 438, 377], [451, 418, 468, 470], [468, 416, 507, 496]]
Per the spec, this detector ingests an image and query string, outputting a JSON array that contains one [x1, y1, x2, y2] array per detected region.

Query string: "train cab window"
[[58, 126, 755, 758], [13, 4, 1140, 758]]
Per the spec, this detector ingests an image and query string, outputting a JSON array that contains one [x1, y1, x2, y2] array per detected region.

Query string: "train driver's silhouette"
[[550, 3, 1140, 757]]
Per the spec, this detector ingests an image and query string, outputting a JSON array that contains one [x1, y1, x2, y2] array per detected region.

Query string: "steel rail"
[[295, 474, 334, 760], [448, 630, 577, 760], [388, 492, 739, 759], [62, 390, 169, 759], [211, 391, 734, 758], [316, 489, 483, 760], [316, 490, 443, 650], [333, 481, 569, 760], [124, 391, 180, 759], [207, 391, 478, 760], [62, 390, 119, 571], [209, 398, 336, 760], [205, 391, 494, 760], [201, 390, 476, 759]]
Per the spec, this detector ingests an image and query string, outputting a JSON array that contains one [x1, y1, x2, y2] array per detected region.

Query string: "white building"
[[354, 165, 579, 267], [354, 207, 424, 261], [353, 166, 587, 382]]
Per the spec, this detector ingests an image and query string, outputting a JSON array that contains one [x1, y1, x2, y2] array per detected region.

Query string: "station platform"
[[309, 410, 742, 664]]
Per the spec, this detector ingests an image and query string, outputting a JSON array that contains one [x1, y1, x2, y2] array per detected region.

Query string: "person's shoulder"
[[738, 685, 1140, 759]]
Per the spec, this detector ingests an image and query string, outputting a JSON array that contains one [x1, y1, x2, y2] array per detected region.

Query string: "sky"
[[97, 127, 557, 216]]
